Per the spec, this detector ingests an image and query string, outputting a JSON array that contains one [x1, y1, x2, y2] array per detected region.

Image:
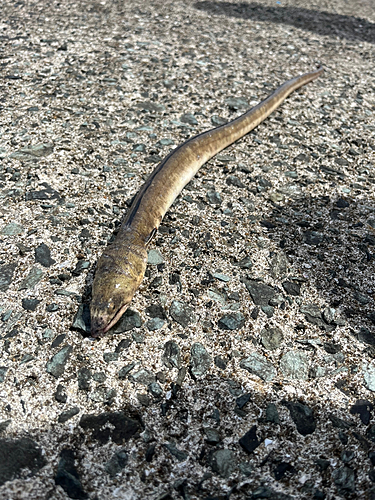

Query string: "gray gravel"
[[0, 0, 375, 498]]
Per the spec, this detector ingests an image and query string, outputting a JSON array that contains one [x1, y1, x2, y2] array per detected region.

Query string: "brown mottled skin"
[[90, 67, 324, 337]]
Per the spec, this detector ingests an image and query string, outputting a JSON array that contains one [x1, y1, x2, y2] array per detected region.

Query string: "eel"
[[90, 67, 323, 337]]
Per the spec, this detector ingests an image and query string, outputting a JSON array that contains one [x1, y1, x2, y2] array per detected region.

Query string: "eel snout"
[[90, 238, 148, 338], [90, 301, 130, 338]]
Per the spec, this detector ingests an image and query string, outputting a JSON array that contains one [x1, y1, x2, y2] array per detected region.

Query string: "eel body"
[[90, 67, 323, 337]]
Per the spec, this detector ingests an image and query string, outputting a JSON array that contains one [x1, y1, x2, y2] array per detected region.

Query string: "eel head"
[[90, 242, 147, 338]]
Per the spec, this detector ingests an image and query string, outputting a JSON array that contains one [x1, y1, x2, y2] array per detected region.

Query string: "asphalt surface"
[[0, 0, 375, 498]]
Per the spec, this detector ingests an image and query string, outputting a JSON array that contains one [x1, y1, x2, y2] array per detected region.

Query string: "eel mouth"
[[91, 303, 130, 338]]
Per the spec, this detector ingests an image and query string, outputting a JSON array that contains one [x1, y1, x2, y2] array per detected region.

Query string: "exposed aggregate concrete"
[[0, 0, 375, 498]]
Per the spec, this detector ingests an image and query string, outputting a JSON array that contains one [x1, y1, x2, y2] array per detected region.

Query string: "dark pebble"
[[118, 362, 136, 380], [133, 143, 146, 152], [208, 409, 220, 425], [164, 442, 188, 462], [35, 243, 55, 267], [269, 252, 289, 278], [21, 298, 41, 311], [315, 458, 330, 471], [341, 450, 355, 463], [350, 400, 373, 425], [137, 393, 151, 407], [115, 338, 132, 353], [239, 425, 262, 454], [322, 307, 336, 324], [148, 382, 163, 399], [72, 260, 90, 276], [130, 368, 155, 386], [162, 340, 181, 369], [265, 403, 280, 424], [89, 386, 116, 404], [240, 352, 276, 381], [190, 342, 212, 378], [145, 317, 165, 332], [234, 255, 252, 270], [218, 155, 235, 163], [58, 407, 80, 424], [256, 176, 272, 189], [304, 231, 324, 246], [282, 281, 300, 296], [169, 300, 196, 327], [236, 393, 251, 409], [367, 425, 375, 443], [251, 307, 259, 319], [214, 356, 227, 370], [336, 198, 349, 208], [150, 276, 163, 288], [241, 278, 277, 307], [323, 342, 340, 354], [332, 466, 356, 493], [51, 334, 66, 348], [209, 449, 235, 478], [46, 345, 73, 378], [78, 368, 92, 391], [103, 352, 119, 363], [218, 312, 245, 330], [329, 413, 353, 429], [369, 470, 375, 483], [282, 401, 316, 435], [25, 183, 60, 201], [55, 449, 87, 499], [353, 291, 370, 305], [71, 304, 91, 334], [176, 366, 187, 387], [300, 304, 326, 329], [105, 449, 128, 477], [358, 328, 375, 346], [145, 154, 162, 164], [111, 309, 142, 333], [93, 372, 106, 383], [260, 220, 276, 229], [180, 113, 198, 125], [365, 234, 375, 246], [203, 427, 221, 445], [18, 266, 43, 290], [0, 421, 11, 434], [335, 157, 349, 166], [261, 327, 283, 350], [145, 444, 156, 462], [136, 101, 165, 113], [225, 96, 249, 110], [55, 384, 67, 403], [206, 190, 222, 205], [0, 262, 17, 292], [155, 138, 175, 147], [157, 371, 167, 384], [132, 330, 144, 344], [211, 115, 227, 126], [145, 304, 166, 319], [78, 229, 91, 241], [226, 175, 246, 188], [250, 486, 292, 500], [274, 462, 294, 480], [19, 354, 34, 365]]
